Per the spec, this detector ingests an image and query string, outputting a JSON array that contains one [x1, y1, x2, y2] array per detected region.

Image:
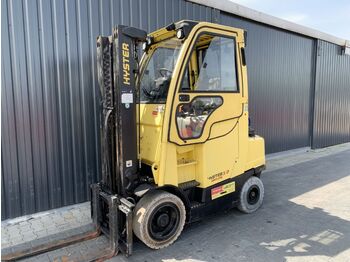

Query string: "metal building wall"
[[312, 40, 350, 148], [1, 0, 213, 220], [1, 0, 348, 220], [219, 12, 315, 153]]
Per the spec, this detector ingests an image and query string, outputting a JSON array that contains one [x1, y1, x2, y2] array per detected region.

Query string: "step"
[[177, 159, 197, 167], [190, 201, 205, 209], [178, 180, 200, 190]]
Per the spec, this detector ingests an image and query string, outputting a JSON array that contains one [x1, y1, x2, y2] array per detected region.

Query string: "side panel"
[[312, 40, 350, 148], [139, 103, 165, 183]]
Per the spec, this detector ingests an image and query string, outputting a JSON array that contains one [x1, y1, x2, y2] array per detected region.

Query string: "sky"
[[230, 0, 350, 40]]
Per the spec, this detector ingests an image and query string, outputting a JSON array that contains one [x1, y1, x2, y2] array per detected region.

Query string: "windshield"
[[140, 37, 183, 103]]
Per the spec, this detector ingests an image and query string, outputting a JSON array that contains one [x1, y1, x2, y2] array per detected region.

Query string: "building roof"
[[189, 0, 349, 46]]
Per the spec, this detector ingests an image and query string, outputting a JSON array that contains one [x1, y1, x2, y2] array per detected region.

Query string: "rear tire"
[[133, 190, 186, 249], [238, 176, 264, 214]]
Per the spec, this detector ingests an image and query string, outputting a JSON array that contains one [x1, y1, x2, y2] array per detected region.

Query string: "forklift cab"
[[139, 21, 263, 188]]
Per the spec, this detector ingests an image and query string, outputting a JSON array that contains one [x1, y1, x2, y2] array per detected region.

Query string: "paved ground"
[[2, 143, 350, 262], [1, 203, 91, 249]]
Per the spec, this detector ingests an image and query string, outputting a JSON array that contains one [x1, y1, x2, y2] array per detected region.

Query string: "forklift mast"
[[93, 25, 147, 256], [97, 25, 146, 196]]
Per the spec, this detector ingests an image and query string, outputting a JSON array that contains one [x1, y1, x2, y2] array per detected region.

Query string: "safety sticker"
[[121, 93, 133, 104], [211, 181, 235, 200], [126, 160, 133, 167], [152, 105, 165, 116]]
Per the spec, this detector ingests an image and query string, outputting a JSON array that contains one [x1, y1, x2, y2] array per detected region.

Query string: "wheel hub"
[[247, 185, 260, 205], [148, 203, 180, 241], [157, 213, 170, 227]]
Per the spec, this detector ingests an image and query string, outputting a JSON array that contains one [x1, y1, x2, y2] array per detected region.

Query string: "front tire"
[[133, 190, 186, 249], [238, 176, 264, 213]]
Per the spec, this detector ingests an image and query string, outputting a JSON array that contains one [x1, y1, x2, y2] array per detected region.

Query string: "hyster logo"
[[122, 43, 130, 85]]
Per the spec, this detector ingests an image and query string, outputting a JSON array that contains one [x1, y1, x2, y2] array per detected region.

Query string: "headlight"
[[176, 29, 185, 39], [142, 42, 147, 51], [146, 36, 153, 45]]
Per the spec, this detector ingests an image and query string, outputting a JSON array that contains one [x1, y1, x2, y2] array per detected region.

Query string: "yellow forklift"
[[2, 20, 265, 261]]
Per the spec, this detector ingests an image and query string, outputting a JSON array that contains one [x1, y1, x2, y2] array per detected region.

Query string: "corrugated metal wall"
[[312, 40, 350, 148], [1, 0, 349, 220], [220, 12, 315, 153], [1, 0, 213, 220]]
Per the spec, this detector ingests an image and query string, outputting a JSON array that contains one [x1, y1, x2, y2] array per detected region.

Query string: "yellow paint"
[[138, 21, 265, 189]]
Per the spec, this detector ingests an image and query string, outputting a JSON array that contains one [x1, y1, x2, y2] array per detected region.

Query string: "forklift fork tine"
[[107, 195, 119, 253], [1, 224, 101, 261]]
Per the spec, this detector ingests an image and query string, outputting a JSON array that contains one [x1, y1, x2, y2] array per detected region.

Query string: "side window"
[[180, 34, 238, 92], [140, 38, 182, 103], [181, 68, 190, 91], [176, 97, 223, 139]]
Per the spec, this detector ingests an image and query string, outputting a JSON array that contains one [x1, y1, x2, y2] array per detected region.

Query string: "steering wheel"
[[158, 68, 172, 77]]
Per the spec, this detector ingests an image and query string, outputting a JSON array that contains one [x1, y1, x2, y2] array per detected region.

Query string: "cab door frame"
[[166, 24, 247, 146]]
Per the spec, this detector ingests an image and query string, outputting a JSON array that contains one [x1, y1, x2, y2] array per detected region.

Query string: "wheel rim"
[[247, 185, 260, 205], [148, 202, 180, 241]]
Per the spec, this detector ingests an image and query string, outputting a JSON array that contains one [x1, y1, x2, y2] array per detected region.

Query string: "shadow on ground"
[[110, 150, 350, 262]]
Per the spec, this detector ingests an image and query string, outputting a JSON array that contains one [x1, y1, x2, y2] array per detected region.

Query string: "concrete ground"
[[1, 143, 350, 262]]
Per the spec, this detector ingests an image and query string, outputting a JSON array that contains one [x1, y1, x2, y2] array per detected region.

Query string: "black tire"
[[238, 176, 264, 214], [133, 190, 186, 249]]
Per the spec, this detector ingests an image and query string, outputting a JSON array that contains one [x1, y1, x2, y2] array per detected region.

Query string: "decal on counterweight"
[[211, 181, 235, 200]]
